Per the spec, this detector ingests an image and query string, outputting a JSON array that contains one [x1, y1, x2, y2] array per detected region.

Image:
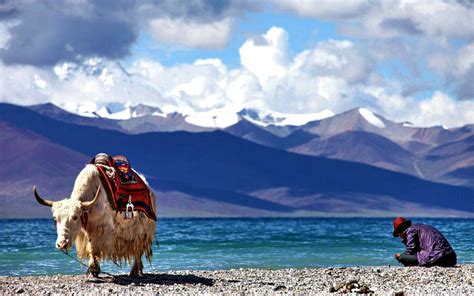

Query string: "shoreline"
[[3, 216, 474, 220], [1, 265, 472, 294]]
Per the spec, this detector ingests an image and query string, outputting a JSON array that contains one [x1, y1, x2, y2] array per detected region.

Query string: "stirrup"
[[124, 195, 134, 220]]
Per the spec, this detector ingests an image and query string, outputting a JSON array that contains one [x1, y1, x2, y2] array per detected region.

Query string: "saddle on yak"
[[91, 153, 156, 221]]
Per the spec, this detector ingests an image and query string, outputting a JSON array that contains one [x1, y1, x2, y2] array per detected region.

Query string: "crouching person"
[[392, 217, 457, 267]]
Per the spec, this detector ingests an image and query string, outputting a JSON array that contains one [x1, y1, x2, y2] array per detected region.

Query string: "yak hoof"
[[129, 267, 143, 277], [130, 259, 144, 277], [87, 266, 101, 278]]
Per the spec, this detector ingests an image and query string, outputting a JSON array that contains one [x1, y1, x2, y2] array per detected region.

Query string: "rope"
[[59, 249, 116, 277], [96, 164, 116, 179]]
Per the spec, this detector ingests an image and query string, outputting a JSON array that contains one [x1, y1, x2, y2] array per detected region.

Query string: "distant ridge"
[[24, 102, 474, 188], [1, 102, 473, 218], [25, 103, 474, 188]]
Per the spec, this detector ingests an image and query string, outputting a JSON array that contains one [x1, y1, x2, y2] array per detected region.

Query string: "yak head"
[[34, 185, 101, 250]]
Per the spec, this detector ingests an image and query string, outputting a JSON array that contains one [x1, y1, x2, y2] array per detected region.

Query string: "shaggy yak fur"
[[34, 164, 156, 277]]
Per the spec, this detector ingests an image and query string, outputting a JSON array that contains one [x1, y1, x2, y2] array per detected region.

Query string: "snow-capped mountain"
[[95, 104, 165, 120], [2, 102, 474, 218], [238, 108, 335, 127], [183, 109, 240, 128], [180, 107, 335, 129], [17, 57, 410, 132], [34, 58, 176, 119], [21, 102, 474, 189], [56, 100, 337, 129], [358, 108, 385, 129]]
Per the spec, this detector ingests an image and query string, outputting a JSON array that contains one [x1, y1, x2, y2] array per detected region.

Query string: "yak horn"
[[81, 185, 101, 209], [33, 186, 55, 207]]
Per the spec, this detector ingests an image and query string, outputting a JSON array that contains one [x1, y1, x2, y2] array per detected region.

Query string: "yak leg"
[[87, 255, 101, 277], [85, 241, 101, 277], [87, 256, 101, 277], [130, 254, 144, 277]]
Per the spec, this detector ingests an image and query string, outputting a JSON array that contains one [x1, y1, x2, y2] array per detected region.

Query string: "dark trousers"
[[397, 252, 457, 267], [397, 253, 418, 266], [428, 252, 457, 267]]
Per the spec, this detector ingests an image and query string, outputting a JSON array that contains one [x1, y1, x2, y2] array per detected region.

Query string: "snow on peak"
[[239, 108, 335, 127], [358, 108, 386, 129], [131, 104, 165, 118], [185, 110, 240, 128], [94, 103, 165, 120], [183, 108, 334, 128], [60, 101, 101, 118], [95, 106, 112, 118], [60, 101, 166, 120], [96, 106, 132, 120]]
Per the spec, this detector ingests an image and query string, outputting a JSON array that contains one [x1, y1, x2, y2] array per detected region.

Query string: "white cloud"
[[0, 24, 12, 49], [272, 0, 370, 19], [53, 62, 76, 81], [33, 74, 48, 89], [149, 17, 233, 49], [2, 27, 362, 117], [338, 1, 474, 39], [0, 17, 22, 49], [130, 58, 230, 112], [0, 63, 51, 105], [128, 59, 165, 82], [277, 0, 473, 41], [364, 86, 410, 113], [269, 0, 474, 106], [291, 39, 373, 84], [457, 43, 474, 76], [428, 42, 474, 78], [0, 59, 172, 115], [365, 87, 474, 128], [414, 92, 474, 128], [1, 26, 473, 128], [225, 69, 266, 109], [237, 28, 376, 113], [239, 27, 288, 89], [401, 0, 474, 39], [426, 42, 474, 100], [238, 28, 371, 113], [129, 57, 266, 115]]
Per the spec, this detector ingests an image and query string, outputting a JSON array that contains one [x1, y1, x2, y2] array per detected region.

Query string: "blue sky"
[[0, 0, 473, 127]]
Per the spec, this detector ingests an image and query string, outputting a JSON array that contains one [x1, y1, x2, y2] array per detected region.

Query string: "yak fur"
[[47, 164, 156, 276]]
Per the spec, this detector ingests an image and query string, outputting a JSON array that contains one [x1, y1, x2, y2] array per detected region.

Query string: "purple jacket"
[[402, 223, 456, 266]]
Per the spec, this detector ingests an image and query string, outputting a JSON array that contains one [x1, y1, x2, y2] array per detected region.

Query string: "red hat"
[[393, 217, 412, 237]]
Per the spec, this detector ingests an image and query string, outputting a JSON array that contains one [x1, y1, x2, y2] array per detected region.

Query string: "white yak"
[[34, 164, 157, 277]]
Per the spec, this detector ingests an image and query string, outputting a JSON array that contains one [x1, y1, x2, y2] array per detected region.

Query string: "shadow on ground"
[[87, 273, 214, 287]]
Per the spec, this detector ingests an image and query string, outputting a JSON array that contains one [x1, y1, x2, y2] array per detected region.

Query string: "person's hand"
[[394, 253, 401, 260]]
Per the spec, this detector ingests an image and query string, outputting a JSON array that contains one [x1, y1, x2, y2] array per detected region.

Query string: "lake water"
[[0, 218, 473, 276]]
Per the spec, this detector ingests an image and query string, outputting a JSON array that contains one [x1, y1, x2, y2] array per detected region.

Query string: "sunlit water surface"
[[0, 218, 472, 276]]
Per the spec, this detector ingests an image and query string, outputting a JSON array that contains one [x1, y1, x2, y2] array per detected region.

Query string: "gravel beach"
[[1, 265, 472, 295]]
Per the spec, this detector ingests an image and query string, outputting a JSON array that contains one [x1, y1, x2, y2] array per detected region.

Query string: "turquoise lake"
[[1, 218, 473, 276]]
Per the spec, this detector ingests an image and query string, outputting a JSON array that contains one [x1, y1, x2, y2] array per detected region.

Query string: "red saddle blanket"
[[91, 154, 157, 221]]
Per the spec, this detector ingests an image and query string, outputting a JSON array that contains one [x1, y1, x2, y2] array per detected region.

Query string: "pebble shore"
[[1, 265, 472, 295]]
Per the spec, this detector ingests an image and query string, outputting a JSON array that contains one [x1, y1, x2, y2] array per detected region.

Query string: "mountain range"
[[1, 102, 473, 218], [28, 102, 474, 188]]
